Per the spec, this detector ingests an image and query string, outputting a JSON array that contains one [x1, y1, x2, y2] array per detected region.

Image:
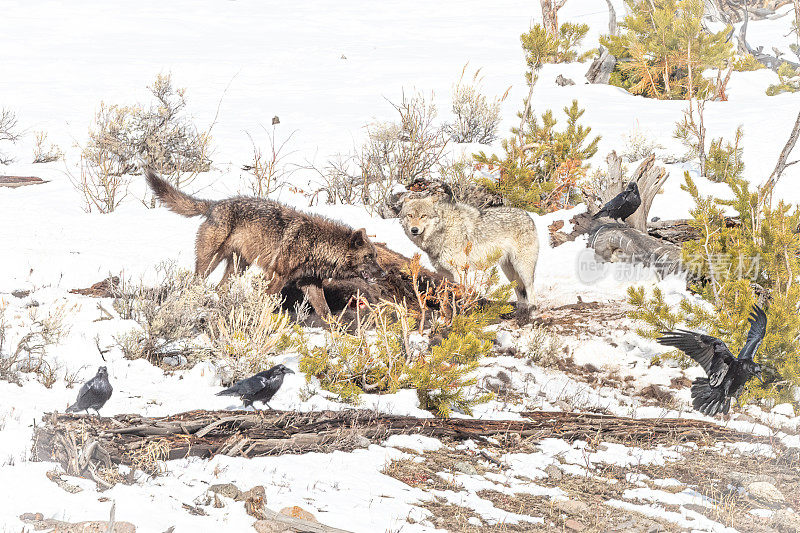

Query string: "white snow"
[[1, 0, 798, 531]]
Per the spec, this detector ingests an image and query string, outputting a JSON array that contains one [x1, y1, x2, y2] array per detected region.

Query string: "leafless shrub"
[[114, 264, 216, 366], [71, 153, 131, 213], [32, 131, 63, 163], [309, 91, 449, 215], [446, 66, 506, 144], [307, 152, 361, 206], [0, 302, 72, 388], [116, 264, 298, 376], [526, 325, 564, 367], [210, 275, 293, 383], [63, 366, 86, 388], [0, 108, 20, 165], [242, 126, 296, 197], [377, 91, 450, 185], [75, 73, 212, 212]]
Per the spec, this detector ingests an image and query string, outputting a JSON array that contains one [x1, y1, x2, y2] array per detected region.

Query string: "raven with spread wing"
[[216, 364, 294, 409], [66, 366, 113, 414], [593, 182, 641, 222], [657, 305, 766, 416]]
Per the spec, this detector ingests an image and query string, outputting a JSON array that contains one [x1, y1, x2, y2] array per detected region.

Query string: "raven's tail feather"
[[145, 169, 212, 217], [66, 403, 80, 413], [216, 388, 238, 397], [592, 210, 605, 219], [691, 377, 730, 416]]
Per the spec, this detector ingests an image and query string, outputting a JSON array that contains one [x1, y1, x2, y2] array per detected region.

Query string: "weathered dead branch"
[[33, 409, 771, 484], [760, 108, 800, 205], [647, 216, 741, 244], [549, 211, 683, 276], [590, 152, 669, 233]]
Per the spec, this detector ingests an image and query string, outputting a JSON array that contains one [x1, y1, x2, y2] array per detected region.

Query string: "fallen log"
[[550, 212, 684, 277], [255, 510, 353, 533], [647, 216, 741, 244], [33, 409, 770, 483], [0, 175, 46, 188]]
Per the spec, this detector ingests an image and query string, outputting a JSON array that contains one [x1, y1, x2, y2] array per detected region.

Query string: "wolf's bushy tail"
[[145, 170, 212, 217], [690, 377, 730, 416]]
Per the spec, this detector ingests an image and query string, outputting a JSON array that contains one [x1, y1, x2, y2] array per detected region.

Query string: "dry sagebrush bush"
[[446, 66, 506, 144], [209, 274, 295, 383], [116, 264, 298, 380], [309, 91, 449, 215], [525, 325, 565, 367], [72, 73, 212, 213], [32, 131, 63, 164], [0, 301, 73, 388]]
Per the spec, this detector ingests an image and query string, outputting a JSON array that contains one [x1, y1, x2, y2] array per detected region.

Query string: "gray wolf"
[[657, 304, 766, 416], [216, 364, 294, 409], [67, 366, 112, 414], [399, 192, 539, 311], [145, 170, 385, 319]]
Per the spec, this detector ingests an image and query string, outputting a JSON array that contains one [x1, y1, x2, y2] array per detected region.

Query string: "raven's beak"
[[286, 368, 295, 374]]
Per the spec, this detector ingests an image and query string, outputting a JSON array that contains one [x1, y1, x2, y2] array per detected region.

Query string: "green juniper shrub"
[[474, 100, 600, 212], [628, 129, 800, 407], [732, 53, 766, 72], [521, 22, 593, 66], [766, 62, 800, 96], [298, 260, 513, 417], [600, 0, 733, 99]]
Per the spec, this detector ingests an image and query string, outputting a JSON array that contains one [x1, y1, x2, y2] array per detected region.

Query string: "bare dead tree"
[[604, 0, 617, 35], [586, 0, 618, 84], [738, 0, 800, 70], [759, 108, 800, 206], [541, 0, 568, 36], [588, 152, 670, 232]]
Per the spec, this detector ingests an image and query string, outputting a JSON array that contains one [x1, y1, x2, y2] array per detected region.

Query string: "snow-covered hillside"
[[1, 1, 799, 531]]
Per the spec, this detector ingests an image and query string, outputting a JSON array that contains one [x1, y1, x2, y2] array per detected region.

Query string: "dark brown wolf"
[[145, 170, 385, 318]]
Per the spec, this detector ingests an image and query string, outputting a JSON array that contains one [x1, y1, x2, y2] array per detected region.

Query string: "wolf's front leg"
[[296, 278, 331, 319]]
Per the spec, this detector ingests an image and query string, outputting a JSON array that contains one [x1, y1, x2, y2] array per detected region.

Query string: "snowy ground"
[[2, 1, 800, 532]]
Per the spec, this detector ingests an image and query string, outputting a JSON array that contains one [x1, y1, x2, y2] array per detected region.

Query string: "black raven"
[[66, 366, 113, 414], [657, 305, 766, 416], [216, 364, 294, 409], [593, 182, 641, 222]]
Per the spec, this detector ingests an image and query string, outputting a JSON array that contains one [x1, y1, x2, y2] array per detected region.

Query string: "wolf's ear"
[[429, 192, 453, 204], [350, 228, 368, 247], [440, 182, 454, 198]]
